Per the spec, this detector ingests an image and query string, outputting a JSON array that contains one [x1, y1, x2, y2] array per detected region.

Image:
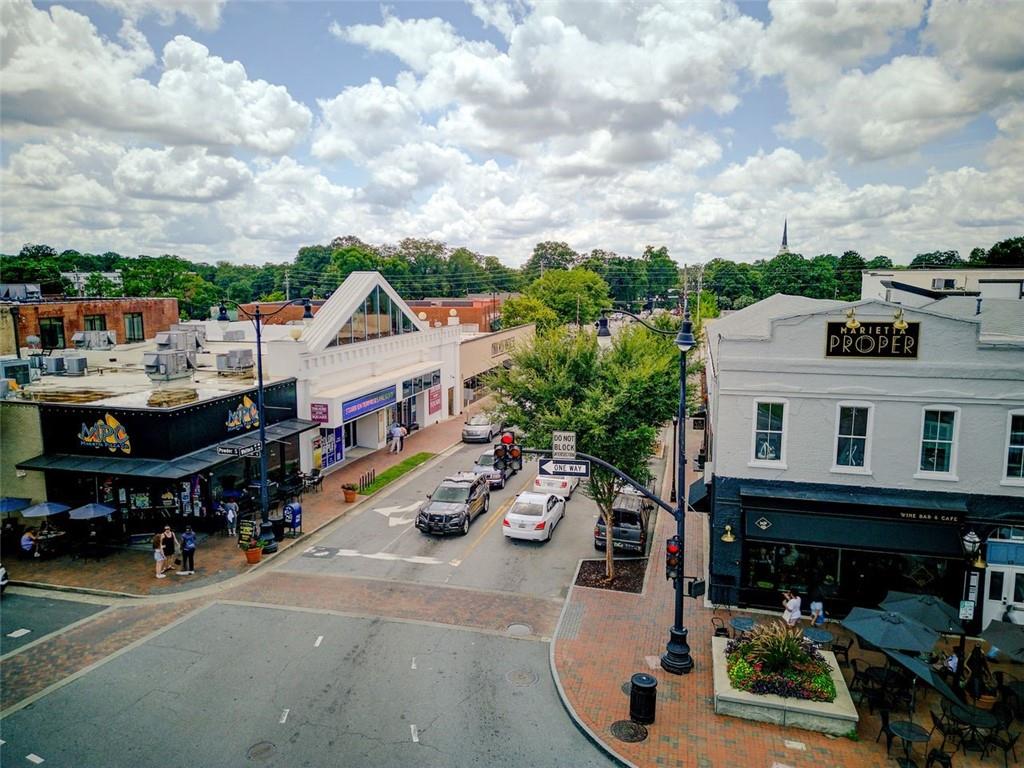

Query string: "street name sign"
[[218, 443, 262, 458], [538, 458, 590, 478], [551, 430, 576, 459]]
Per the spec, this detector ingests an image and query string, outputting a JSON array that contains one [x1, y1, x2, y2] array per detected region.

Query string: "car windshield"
[[476, 453, 493, 466], [511, 502, 544, 517], [466, 415, 491, 426], [433, 485, 471, 503]]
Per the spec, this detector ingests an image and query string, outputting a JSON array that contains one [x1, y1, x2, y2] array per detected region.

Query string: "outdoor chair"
[[876, 708, 896, 755], [304, 469, 323, 493], [925, 747, 955, 768], [929, 709, 964, 753], [830, 636, 852, 666], [984, 729, 1020, 768], [849, 658, 871, 696], [711, 617, 730, 638]]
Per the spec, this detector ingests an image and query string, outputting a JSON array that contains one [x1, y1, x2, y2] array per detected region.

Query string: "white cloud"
[[312, 78, 426, 161], [711, 148, 818, 193], [113, 147, 253, 202], [96, 0, 226, 30]]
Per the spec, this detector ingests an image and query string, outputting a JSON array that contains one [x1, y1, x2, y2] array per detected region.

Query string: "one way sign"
[[538, 458, 591, 478]]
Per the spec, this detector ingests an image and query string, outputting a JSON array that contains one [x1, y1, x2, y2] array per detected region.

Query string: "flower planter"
[[244, 548, 263, 564], [343, 489, 357, 503]]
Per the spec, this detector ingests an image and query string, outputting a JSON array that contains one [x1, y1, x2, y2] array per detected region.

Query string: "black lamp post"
[[596, 306, 696, 675], [670, 415, 679, 503], [217, 298, 313, 549], [954, 528, 985, 689]]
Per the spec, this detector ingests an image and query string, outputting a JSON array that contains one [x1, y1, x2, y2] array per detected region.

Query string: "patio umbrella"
[[68, 503, 115, 521], [880, 591, 965, 635], [883, 649, 962, 722], [841, 607, 939, 654], [1, 497, 31, 515], [981, 620, 1024, 662], [20, 502, 71, 518]]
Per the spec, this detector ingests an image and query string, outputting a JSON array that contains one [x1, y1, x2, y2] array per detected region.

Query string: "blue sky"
[[2, 0, 1021, 267]]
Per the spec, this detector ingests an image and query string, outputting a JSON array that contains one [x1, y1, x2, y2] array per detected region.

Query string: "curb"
[[548, 558, 638, 768]]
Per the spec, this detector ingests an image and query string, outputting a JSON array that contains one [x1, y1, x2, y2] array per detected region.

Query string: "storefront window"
[[836, 405, 869, 468], [391, 297, 402, 335], [1006, 413, 1024, 480], [351, 302, 366, 343], [344, 421, 357, 449], [85, 315, 107, 331], [379, 291, 392, 337], [920, 409, 956, 473], [753, 402, 784, 462], [366, 290, 379, 339]]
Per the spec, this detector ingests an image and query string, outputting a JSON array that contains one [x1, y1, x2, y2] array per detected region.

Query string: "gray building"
[[700, 294, 1024, 631]]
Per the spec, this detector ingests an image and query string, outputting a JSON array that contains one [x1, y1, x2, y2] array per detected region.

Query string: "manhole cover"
[[506, 623, 532, 637], [621, 682, 632, 696], [610, 720, 648, 743], [505, 669, 539, 687], [246, 741, 276, 761]]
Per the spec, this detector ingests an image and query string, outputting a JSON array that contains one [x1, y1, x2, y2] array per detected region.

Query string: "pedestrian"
[[179, 525, 197, 575], [21, 528, 39, 558], [160, 525, 179, 572], [389, 422, 402, 454], [153, 532, 166, 578], [399, 424, 408, 452], [225, 500, 237, 536], [809, 584, 826, 627], [781, 590, 802, 626]]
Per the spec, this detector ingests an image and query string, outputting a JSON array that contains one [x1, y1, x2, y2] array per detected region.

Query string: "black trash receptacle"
[[629, 672, 657, 724]]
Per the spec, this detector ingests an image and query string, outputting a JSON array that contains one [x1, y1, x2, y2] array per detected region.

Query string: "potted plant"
[[243, 538, 264, 564], [342, 483, 358, 503]]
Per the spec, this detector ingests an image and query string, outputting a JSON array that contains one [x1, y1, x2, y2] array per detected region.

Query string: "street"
[[0, 443, 614, 767]]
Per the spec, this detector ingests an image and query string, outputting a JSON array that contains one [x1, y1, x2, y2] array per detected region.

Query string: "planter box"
[[711, 637, 858, 736]]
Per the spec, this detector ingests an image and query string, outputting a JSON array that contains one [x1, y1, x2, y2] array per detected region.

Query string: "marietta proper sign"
[[552, 430, 576, 459]]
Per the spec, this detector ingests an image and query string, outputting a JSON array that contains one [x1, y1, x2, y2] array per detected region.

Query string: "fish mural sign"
[[225, 395, 260, 431], [79, 413, 132, 454]]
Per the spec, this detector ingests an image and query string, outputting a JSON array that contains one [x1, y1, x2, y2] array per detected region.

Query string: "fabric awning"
[[688, 479, 710, 512], [17, 418, 319, 481]]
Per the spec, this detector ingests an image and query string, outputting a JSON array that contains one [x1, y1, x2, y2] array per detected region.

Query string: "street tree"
[[985, 237, 1024, 266], [525, 268, 611, 326], [83, 272, 119, 297], [836, 250, 867, 300], [500, 295, 559, 332], [910, 250, 964, 268], [866, 255, 894, 269], [642, 245, 680, 301], [522, 241, 579, 280], [489, 325, 678, 579]]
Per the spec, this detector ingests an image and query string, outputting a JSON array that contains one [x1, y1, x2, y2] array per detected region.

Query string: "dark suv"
[[594, 489, 653, 553], [416, 473, 491, 536]]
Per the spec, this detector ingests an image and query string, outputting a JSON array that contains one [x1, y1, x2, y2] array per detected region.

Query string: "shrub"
[[726, 621, 837, 702]]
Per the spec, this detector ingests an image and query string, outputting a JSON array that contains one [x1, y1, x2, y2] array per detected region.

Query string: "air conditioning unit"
[[41, 356, 66, 375], [72, 330, 117, 349], [0, 358, 32, 387], [171, 323, 207, 347], [155, 330, 199, 367], [143, 350, 191, 381], [64, 355, 88, 376], [223, 330, 245, 342]]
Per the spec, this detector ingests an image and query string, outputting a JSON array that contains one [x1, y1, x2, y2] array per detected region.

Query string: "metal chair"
[[985, 729, 1020, 768], [876, 708, 895, 755], [830, 636, 852, 666], [925, 748, 954, 768], [711, 617, 730, 638], [928, 709, 964, 753]]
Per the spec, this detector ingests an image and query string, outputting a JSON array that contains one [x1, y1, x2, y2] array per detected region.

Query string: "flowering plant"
[[726, 621, 836, 702], [341, 483, 358, 492]]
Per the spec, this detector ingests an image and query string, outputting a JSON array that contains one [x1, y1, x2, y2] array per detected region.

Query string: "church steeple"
[[778, 218, 790, 255]]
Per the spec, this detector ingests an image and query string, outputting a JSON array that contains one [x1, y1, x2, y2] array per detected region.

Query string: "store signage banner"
[[342, 386, 396, 422], [310, 402, 329, 422], [320, 426, 345, 468], [428, 386, 442, 414], [78, 413, 132, 455], [225, 395, 260, 431], [825, 322, 920, 358]]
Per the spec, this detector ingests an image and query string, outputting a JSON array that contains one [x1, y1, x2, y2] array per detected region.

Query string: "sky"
[[1, 0, 1022, 268]]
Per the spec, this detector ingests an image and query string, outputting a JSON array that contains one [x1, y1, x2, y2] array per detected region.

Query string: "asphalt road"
[[0, 593, 108, 656]]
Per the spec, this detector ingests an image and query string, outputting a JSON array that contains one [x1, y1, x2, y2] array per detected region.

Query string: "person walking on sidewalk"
[[225, 501, 237, 537], [160, 525, 179, 572], [178, 525, 197, 575], [389, 422, 403, 453], [399, 424, 407, 452], [153, 532, 167, 578]]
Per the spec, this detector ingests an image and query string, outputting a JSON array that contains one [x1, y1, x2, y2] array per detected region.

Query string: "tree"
[[488, 324, 678, 578], [500, 295, 560, 332], [522, 241, 579, 281], [759, 252, 811, 297], [984, 236, 1024, 267], [866, 255, 894, 270], [910, 250, 964, 268], [83, 272, 119, 297], [704, 259, 758, 303], [526, 268, 611, 326], [807, 254, 839, 299], [642, 245, 680, 302], [734, 294, 757, 309], [836, 250, 867, 301]]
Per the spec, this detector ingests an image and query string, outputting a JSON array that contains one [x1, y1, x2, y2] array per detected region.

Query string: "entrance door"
[[983, 566, 1024, 628], [402, 396, 418, 428]]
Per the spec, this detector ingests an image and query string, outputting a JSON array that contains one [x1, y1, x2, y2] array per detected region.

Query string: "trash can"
[[629, 672, 657, 724]]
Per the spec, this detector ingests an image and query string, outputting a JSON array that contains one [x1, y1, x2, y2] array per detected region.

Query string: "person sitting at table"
[[21, 528, 39, 558]]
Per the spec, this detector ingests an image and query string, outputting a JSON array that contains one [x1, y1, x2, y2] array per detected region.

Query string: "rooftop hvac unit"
[[40, 356, 66, 375], [64, 355, 88, 376], [143, 350, 191, 381], [222, 330, 245, 341], [171, 323, 207, 347], [72, 330, 117, 349], [0, 358, 32, 387], [217, 349, 255, 371]]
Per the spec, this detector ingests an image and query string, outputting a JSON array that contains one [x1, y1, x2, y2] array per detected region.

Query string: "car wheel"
[[546, 522, 553, 542], [566, 486, 573, 501], [498, 475, 505, 490], [461, 517, 470, 536], [483, 495, 490, 513]]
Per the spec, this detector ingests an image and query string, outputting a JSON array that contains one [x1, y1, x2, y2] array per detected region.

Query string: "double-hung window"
[[751, 401, 786, 466], [917, 407, 959, 479], [1005, 411, 1024, 486], [124, 313, 144, 343], [833, 403, 872, 473]]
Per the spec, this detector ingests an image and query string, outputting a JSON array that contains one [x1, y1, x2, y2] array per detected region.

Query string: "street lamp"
[[670, 416, 678, 503], [596, 305, 696, 675], [217, 298, 313, 550]]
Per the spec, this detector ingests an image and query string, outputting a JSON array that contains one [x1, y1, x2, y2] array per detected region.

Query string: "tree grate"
[[610, 720, 648, 743]]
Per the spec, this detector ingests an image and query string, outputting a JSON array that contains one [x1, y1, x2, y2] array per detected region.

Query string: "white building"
[[700, 294, 1024, 630], [862, 267, 1024, 306]]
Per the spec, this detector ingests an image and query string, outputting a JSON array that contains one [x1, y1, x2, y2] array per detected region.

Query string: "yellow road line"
[[455, 495, 515, 565]]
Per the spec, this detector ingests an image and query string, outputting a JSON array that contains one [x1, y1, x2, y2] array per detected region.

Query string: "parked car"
[[503, 492, 565, 542], [534, 473, 579, 499], [594, 488, 653, 553], [462, 413, 504, 443], [0, 562, 8, 594], [471, 448, 514, 489], [416, 472, 491, 536]]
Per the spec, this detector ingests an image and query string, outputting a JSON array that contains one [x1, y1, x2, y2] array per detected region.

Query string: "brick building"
[[406, 294, 513, 332], [1, 297, 179, 352]]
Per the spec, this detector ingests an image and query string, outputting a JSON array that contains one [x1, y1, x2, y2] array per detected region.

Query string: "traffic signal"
[[508, 442, 523, 472], [493, 441, 509, 470], [665, 536, 682, 581]]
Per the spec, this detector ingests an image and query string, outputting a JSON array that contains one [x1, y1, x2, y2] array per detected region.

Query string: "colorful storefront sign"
[[342, 386, 396, 422], [225, 395, 260, 431], [310, 402, 329, 422], [320, 426, 345, 469], [428, 386, 442, 415], [78, 413, 132, 455]]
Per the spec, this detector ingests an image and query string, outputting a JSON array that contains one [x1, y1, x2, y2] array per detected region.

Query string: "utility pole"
[[284, 271, 290, 301], [696, 264, 703, 327], [576, 295, 581, 327]]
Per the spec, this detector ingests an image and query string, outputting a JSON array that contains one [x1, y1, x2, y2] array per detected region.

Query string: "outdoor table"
[[865, 666, 900, 688], [36, 531, 67, 558], [949, 703, 999, 752], [804, 627, 834, 647], [890, 720, 929, 765], [730, 617, 755, 637]]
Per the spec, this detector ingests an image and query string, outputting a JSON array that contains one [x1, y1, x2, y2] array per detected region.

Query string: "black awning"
[[688, 478, 710, 512], [17, 418, 319, 481], [739, 481, 967, 513]]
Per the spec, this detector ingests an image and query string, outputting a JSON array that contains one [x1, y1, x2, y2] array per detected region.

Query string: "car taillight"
[[535, 521, 546, 530], [594, 527, 600, 535], [503, 518, 510, 527], [560, 481, 567, 488]]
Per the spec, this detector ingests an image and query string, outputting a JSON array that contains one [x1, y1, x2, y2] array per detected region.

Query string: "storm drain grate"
[[246, 742, 276, 761], [610, 720, 648, 743], [506, 623, 532, 637], [505, 669, 540, 687]]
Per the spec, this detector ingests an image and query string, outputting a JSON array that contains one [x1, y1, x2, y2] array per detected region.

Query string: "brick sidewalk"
[[550, 426, 1004, 768], [5, 398, 491, 598]]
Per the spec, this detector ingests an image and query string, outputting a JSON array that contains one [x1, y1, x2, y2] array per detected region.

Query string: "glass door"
[[984, 566, 1024, 628]]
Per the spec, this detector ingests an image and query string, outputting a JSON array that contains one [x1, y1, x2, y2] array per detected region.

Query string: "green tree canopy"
[[836, 250, 867, 300], [525, 268, 611, 326], [522, 241, 579, 281], [984, 237, 1024, 267], [500, 295, 560, 332], [910, 250, 964, 268], [865, 255, 894, 270], [642, 245, 680, 300]]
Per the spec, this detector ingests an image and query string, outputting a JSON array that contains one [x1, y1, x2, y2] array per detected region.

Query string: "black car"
[[416, 473, 491, 536], [594, 489, 653, 553]]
